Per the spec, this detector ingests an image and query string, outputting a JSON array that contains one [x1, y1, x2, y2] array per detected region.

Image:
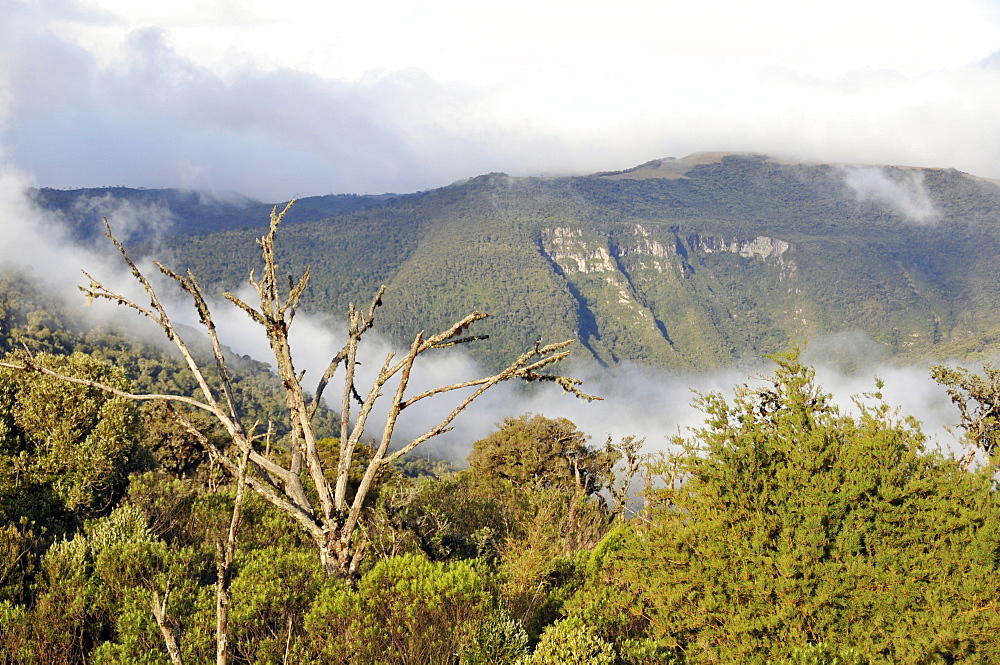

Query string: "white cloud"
[[842, 166, 940, 224], [61, 0, 1000, 83], [0, 0, 986, 468], [0, 146, 968, 465], [3, 0, 1000, 198]]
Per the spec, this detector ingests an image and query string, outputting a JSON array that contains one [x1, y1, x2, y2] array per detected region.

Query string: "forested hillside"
[[3, 275, 999, 661], [39, 153, 1000, 370], [29, 187, 395, 242]]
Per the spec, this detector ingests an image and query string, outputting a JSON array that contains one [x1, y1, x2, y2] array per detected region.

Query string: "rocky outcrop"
[[541, 226, 792, 276], [541, 227, 617, 273], [686, 234, 790, 261]]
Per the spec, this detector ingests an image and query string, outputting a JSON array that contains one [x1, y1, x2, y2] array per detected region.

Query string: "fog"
[[275, 324, 966, 464], [841, 166, 941, 225]]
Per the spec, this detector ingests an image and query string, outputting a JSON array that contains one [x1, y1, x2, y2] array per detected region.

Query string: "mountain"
[[31, 153, 1000, 371], [29, 186, 396, 241]]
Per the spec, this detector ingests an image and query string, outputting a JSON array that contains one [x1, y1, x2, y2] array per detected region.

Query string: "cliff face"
[[541, 226, 792, 277], [536, 224, 806, 367], [685, 234, 790, 262]]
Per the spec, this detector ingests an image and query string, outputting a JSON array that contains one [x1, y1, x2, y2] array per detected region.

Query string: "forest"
[[35, 154, 1000, 372], [2, 202, 1000, 664]]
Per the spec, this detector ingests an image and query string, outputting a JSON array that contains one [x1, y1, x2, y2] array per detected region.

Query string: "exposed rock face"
[[686, 234, 791, 261], [541, 226, 792, 276], [617, 225, 674, 271], [541, 227, 617, 273], [537, 224, 802, 368]]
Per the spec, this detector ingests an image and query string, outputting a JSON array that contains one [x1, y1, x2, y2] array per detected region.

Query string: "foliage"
[[459, 607, 529, 665], [296, 554, 495, 663], [226, 547, 329, 662], [568, 352, 1000, 663], [769, 643, 868, 665], [494, 490, 605, 642], [0, 521, 45, 605], [523, 618, 616, 664], [0, 351, 147, 529], [0, 503, 211, 664], [468, 414, 614, 493], [0, 269, 341, 480]]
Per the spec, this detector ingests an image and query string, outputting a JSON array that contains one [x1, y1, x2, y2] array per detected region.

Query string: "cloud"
[[0, 163, 95, 288], [841, 166, 941, 224], [276, 327, 962, 466], [54, 193, 178, 244], [3, 1, 1000, 201], [0, 0, 983, 470]]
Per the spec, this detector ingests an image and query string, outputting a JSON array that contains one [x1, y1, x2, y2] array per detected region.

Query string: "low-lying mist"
[[840, 165, 941, 225], [195, 291, 970, 464]]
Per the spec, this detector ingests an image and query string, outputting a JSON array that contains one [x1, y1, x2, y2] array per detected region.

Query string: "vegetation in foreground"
[[2, 199, 1000, 662], [3, 340, 999, 663]]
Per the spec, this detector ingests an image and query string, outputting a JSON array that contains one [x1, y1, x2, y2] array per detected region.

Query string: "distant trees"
[[468, 414, 613, 494], [0, 202, 592, 580]]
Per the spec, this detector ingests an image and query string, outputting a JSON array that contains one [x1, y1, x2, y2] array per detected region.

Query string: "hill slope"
[[34, 154, 1000, 370]]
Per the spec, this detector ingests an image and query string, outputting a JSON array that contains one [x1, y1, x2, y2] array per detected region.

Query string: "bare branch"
[[309, 286, 385, 420], [79, 222, 231, 416], [83, 218, 174, 332], [216, 443, 251, 665], [429, 335, 490, 349], [0, 359, 232, 421], [283, 266, 311, 320], [79, 271, 166, 328], [172, 409, 322, 537], [222, 292, 269, 327], [341, 336, 597, 541], [151, 581, 184, 665]]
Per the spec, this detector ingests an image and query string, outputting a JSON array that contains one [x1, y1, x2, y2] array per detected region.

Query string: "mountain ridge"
[[24, 153, 1000, 371]]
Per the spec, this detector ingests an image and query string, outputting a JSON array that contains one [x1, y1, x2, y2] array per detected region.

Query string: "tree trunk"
[[216, 552, 231, 665], [151, 588, 184, 665], [317, 534, 362, 581]]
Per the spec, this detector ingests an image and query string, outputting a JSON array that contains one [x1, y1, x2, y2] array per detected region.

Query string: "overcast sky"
[[2, 0, 1000, 200]]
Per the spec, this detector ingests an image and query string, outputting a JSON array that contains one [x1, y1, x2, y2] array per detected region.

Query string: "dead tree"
[[1, 202, 595, 578], [930, 363, 1000, 467]]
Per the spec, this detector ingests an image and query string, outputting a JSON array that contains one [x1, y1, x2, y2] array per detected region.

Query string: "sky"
[[2, 0, 1000, 200]]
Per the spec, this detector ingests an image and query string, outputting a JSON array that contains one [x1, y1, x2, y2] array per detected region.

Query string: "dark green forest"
[[4, 155, 1000, 662]]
